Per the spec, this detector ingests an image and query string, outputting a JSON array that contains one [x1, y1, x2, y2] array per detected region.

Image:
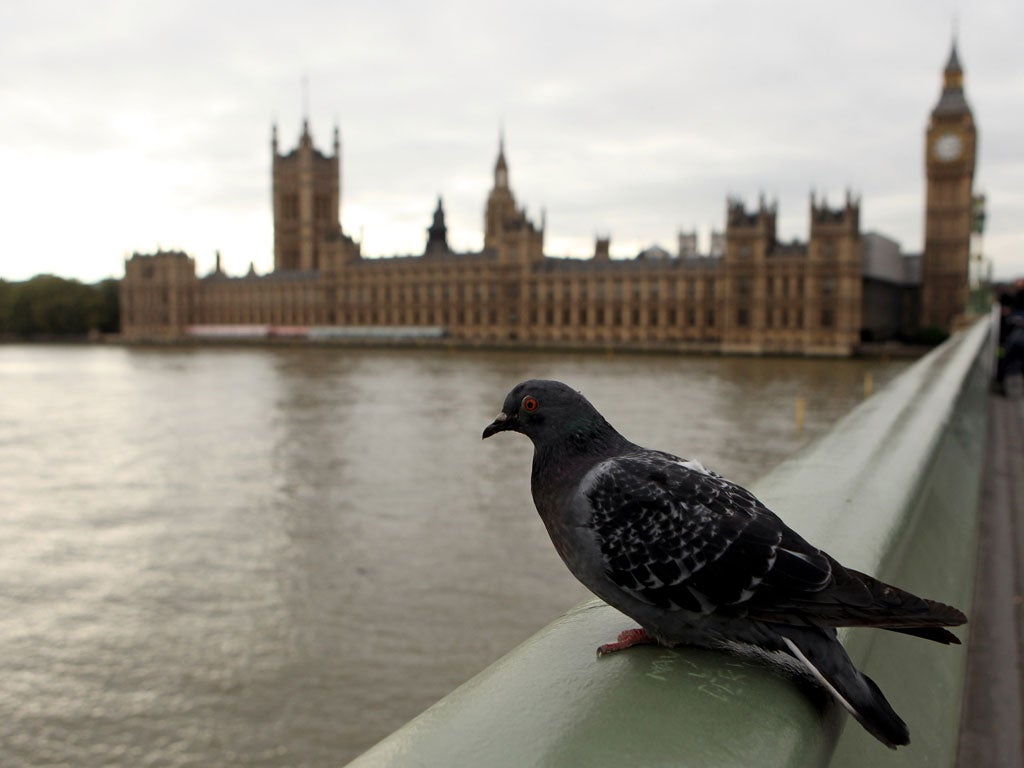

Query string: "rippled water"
[[0, 344, 910, 766]]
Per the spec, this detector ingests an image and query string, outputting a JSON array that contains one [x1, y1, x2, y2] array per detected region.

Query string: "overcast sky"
[[2, 1, 1022, 283]]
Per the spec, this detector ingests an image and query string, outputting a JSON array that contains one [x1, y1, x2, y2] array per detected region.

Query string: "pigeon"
[[482, 379, 967, 749]]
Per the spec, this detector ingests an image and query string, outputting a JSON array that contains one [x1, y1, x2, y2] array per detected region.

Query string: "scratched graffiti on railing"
[[645, 653, 748, 701]]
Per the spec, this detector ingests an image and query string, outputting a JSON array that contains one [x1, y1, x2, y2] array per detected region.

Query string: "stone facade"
[[121, 42, 974, 354], [121, 250, 198, 339]]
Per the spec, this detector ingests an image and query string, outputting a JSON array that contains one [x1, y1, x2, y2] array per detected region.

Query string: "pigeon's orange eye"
[[522, 395, 539, 413]]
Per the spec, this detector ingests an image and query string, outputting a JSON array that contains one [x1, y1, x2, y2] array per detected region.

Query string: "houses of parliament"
[[120, 41, 978, 356]]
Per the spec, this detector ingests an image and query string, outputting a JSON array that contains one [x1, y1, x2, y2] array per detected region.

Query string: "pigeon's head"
[[482, 379, 606, 445]]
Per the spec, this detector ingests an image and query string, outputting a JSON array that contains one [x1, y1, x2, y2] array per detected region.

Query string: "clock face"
[[934, 132, 963, 162]]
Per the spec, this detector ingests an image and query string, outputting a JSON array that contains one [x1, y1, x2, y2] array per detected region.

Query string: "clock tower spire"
[[920, 36, 977, 333]]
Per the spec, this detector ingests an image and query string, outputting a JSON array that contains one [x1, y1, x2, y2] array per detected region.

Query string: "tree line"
[[0, 275, 120, 337]]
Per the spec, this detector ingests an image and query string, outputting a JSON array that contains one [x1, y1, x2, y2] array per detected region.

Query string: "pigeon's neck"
[[530, 417, 631, 508]]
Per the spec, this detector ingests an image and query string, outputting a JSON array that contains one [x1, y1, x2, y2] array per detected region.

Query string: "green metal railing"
[[349, 317, 992, 767]]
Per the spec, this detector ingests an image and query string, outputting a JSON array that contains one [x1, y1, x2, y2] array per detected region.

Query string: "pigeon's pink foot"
[[597, 628, 654, 657]]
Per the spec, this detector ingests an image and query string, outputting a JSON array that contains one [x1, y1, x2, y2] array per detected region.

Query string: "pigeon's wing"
[[582, 451, 844, 617]]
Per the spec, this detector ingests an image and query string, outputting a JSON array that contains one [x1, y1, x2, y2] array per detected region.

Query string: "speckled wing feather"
[[583, 450, 965, 634], [584, 450, 853, 620]]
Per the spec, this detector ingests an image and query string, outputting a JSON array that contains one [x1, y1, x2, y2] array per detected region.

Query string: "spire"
[[946, 45, 961, 75], [933, 36, 969, 117], [333, 124, 340, 155], [272, 123, 278, 154], [494, 127, 509, 188], [944, 36, 963, 81], [948, 15, 962, 72], [426, 195, 449, 256]]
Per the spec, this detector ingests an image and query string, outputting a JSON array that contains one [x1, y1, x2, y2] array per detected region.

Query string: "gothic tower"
[[809, 192, 862, 352], [482, 132, 544, 263], [721, 196, 777, 352], [272, 120, 341, 272], [921, 39, 977, 332], [484, 132, 519, 250]]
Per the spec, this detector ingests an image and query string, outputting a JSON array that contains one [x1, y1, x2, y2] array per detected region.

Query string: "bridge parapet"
[[349, 317, 992, 767]]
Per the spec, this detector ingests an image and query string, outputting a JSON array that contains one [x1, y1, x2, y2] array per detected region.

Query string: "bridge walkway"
[[958, 390, 1024, 767]]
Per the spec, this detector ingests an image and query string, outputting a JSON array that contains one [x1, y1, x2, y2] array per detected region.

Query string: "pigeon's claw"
[[596, 627, 654, 657]]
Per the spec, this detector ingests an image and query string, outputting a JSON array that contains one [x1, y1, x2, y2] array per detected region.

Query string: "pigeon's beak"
[[482, 412, 513, 439]]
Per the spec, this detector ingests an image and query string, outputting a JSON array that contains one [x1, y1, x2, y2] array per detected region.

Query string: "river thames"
[[0, 344, 911, 766]]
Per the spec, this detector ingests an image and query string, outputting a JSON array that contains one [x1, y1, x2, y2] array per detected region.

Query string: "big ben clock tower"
[[921, 39, 977, 332]]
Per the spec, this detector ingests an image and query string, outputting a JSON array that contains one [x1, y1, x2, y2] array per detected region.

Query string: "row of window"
[[198, 285, 847, 324], [735, 275, 842, 297], [132, 299, 840, 334], [204, 292, 321, 306], [334, 304, 841, 332], [735, 307, 836, 329], [734, 242, 843, 259], [336, 274, 847, 305]]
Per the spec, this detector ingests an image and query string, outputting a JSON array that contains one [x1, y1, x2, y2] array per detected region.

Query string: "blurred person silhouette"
[[995, 278, 1024, 396]]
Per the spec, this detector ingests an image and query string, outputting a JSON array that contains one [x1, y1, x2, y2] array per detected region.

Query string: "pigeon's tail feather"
[[841, 569, 967, 637], [777, 627, 909, 749], [882, 624, 961, 645]]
